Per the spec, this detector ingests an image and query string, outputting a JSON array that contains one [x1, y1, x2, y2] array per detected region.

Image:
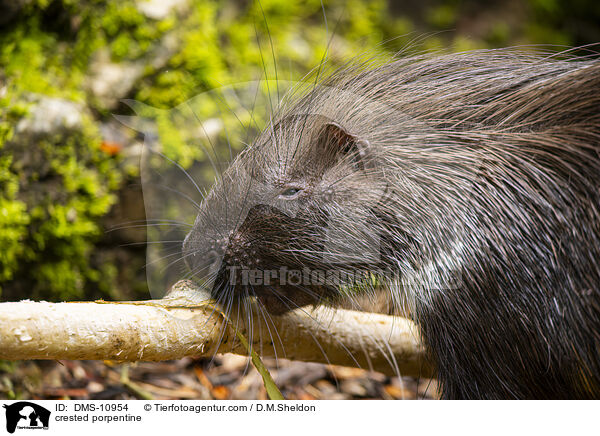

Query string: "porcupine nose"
[[182, 230, 226, 274], [201, 238, 227, 271], [205, 249, 218, 266]]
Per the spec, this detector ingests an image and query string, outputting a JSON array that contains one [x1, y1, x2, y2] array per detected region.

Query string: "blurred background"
[[0, 0, 598, 400]]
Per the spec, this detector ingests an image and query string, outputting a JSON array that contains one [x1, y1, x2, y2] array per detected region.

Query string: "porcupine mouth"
[[249, 283, 331, 315], [209, 261, 334, 315]]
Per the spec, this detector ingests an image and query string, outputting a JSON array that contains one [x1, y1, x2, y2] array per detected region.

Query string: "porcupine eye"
[[279, 187, 302, 198]]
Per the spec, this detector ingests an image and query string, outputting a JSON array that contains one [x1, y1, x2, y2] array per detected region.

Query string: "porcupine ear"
[[316, 122, 370, 171]]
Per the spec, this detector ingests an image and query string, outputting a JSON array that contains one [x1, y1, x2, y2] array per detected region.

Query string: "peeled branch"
[[0, 280, 433, 378]]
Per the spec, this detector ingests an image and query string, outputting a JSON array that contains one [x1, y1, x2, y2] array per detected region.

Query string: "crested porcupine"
[[182, 49, 600, 399]]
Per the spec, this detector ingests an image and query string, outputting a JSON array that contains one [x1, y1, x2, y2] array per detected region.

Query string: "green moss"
[[0, 198, 29, 285], [426, 4, 457, 29], [0, 104, 29, 289], [0, 13, 121, 300], [0, 109, 120, 299]]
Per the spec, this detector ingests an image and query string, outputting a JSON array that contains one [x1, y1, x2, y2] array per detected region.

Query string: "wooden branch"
[[0, 280, 433, 378]]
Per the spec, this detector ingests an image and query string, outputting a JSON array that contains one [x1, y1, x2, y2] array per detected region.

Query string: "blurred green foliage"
[[0, 0, 598, 301]]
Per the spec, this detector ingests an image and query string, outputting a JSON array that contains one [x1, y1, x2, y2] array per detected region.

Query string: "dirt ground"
[[0, 355, 438, 400]]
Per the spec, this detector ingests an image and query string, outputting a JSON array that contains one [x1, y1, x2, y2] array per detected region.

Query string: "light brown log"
[[0, 280, 433, 377]]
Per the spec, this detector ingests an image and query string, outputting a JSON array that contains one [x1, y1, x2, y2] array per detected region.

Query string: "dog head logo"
[[3, 402, 50, 433]]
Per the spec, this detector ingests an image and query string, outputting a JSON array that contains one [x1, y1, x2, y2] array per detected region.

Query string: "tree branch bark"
[[0, 280, 433, 378]]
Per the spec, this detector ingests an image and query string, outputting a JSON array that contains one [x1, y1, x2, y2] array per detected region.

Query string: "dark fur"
[[183, 49, 600, 399]]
